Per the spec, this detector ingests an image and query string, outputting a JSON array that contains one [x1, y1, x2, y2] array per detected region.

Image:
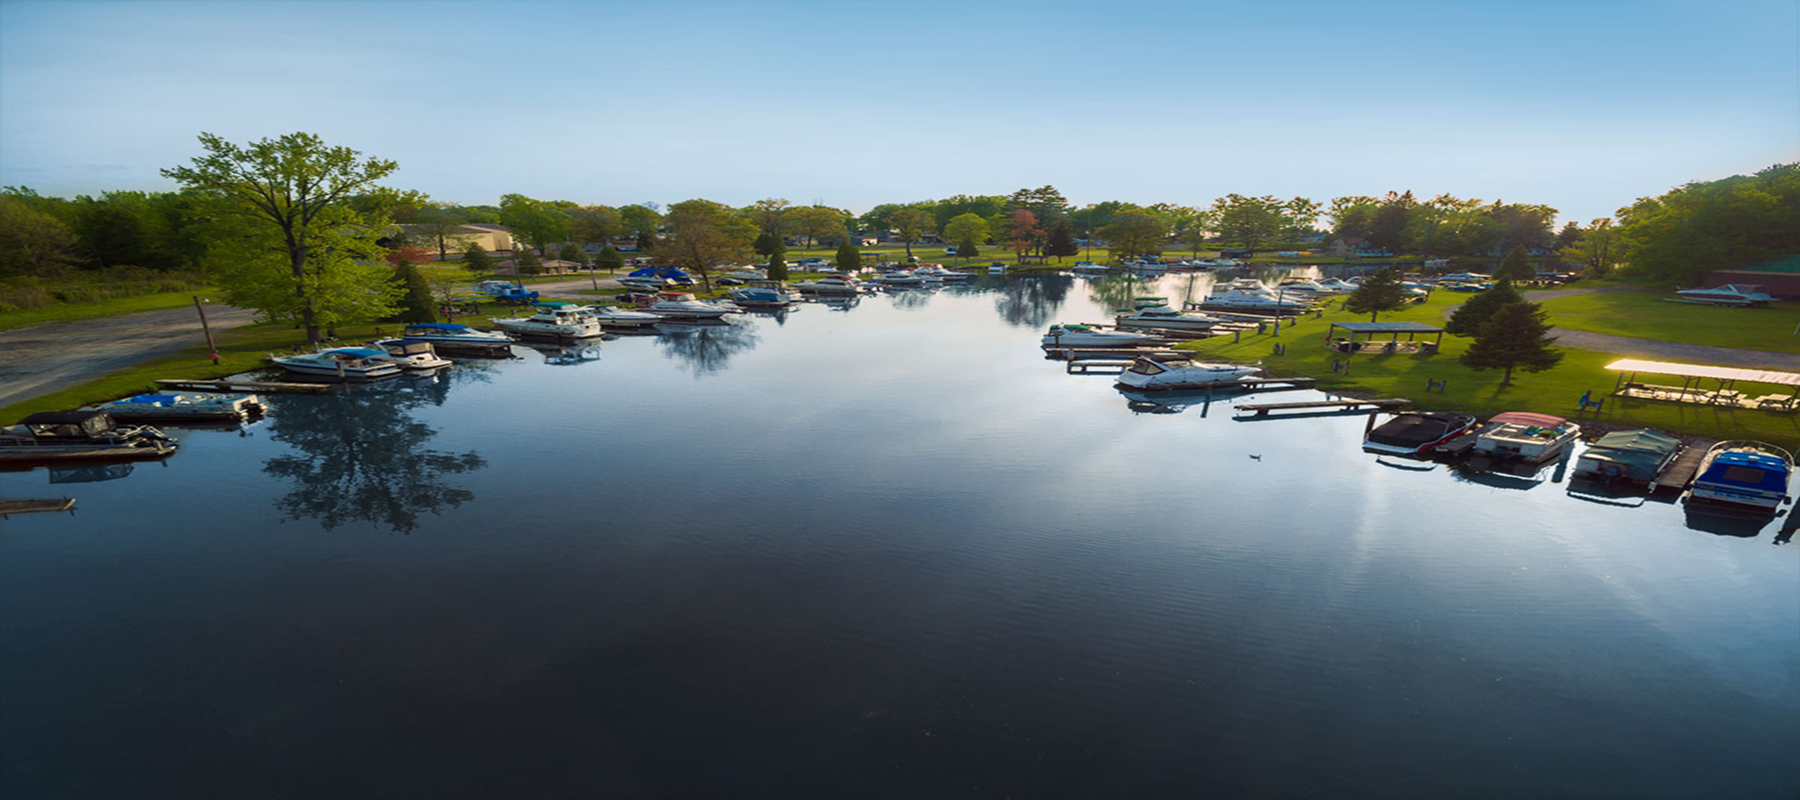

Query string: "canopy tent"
[[1607, 358, 1800, 410], [1325, 321, 1445, 352], [1605, 359, 1800, 388]]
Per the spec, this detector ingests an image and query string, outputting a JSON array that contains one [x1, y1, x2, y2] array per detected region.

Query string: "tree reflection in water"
[[262, 377, 485, 533], [656, 322, 760, 376], [992, 273, 1073, 328], [1086, 275, 1156, 315]]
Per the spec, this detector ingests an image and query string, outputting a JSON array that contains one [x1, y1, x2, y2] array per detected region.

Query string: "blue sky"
[[1, 0, 1795, 223]]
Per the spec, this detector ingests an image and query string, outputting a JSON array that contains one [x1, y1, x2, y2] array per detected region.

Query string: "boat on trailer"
[[1685, 440, 1792, 512], [1362, 411, 1478, 456], [1674, 284, 1775, 307], [95, 392, 264, 422], [1471, 412, 1581, 463]]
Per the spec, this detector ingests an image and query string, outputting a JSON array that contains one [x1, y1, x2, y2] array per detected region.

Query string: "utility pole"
[[193, 296, 219, 364]]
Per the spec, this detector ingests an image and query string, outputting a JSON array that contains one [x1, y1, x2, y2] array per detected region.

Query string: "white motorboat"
[[1273, 279, 1340, 296], [1197, 290, 1312, 314], [580, 304, 665, 329], [1115, 304, 1231, 331], [1675, 284, 1775, 307], [492, 306, 606, 338], [371, 339, 455, 370], [1686, 440, 1792, 511], [726, 267, 769, 281], [1070, 261, 1111, 275], [1314, 278, 1358, 293], [270, 348, 405, 380], [642, 291, 737, 320], [988, 263, 1008, 275], [399, 323, 512, 348], [1115, 357, 1260, 390], [915, 264, 973, 282], [728, 280, 800, 307], [1471, 412, 1580, 462], [1124, 260, 1167, 274], [1041, 324, 1163, 348], [96, 392, 264, 422], [795, 275, 863, 294], [873, 270, 928, 287], [1219, 278, 1272, 294]]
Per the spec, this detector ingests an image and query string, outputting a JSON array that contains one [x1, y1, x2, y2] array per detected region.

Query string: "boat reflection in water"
[[261, 382, 485, 534], [528, 344, 602, 366]]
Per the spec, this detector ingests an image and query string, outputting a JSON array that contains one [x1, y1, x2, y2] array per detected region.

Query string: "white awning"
[[1605, 359, 1800, 387]]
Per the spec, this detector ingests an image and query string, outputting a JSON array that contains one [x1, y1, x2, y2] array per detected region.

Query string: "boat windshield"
[[1128, 359, 1165, 375]]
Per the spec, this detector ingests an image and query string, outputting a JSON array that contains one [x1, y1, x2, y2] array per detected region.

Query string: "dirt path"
[[1439, 284, 1800, 371], [0, 305, 258, 409]]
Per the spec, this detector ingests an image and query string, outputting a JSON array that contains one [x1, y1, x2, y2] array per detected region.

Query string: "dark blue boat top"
[[1697, 450, 1792, 492], [405, 323, 474, 332]]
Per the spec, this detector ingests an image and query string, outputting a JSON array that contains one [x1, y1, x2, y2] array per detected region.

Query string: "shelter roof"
[[1328, 322, 1445, 334], [1605, 358, 1800, 387]]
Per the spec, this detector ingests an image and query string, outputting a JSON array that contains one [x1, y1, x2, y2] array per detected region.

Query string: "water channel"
[[3, 274, 1796, 798]]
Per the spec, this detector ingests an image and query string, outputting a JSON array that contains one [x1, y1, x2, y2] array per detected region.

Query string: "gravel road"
[[0, 304, 258, 409]]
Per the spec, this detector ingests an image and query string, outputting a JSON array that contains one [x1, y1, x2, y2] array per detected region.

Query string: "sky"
[[1, 0, 1796, 223]]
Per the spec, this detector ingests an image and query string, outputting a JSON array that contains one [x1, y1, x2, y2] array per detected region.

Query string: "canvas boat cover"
[[1489, 412, 1567, 427], [1581, 429, 1681, 480], [1368, 412, 1469, 448], [325, 348, 389, 358], [1697, 450, 1790, 493], [21, 410, 115, 436], [405, 323, 475, 332]]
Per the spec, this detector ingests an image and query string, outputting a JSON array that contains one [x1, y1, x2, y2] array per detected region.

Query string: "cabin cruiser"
[[873, 270, 929, 287], [580, 304, 665, 329], [270, 347, 405, 379], [1197, 290, 1312, 314], [370, 339, 454, 370], [794, 275, 863, 294], [914, 264, 973, 282], [399, 323, 512, 349], [1315, 278, 1358, 293], [988, 263, 1008, 275], [642, 291, 737, 320], [95, 392, 264, 423], [1115, 357, 1260, 390], [1674, 284, 1775, 307], [0, 411, 179, 463], [1362, 411, 1478, 456], [617, 276, 676, 292], [1124, 260, 1167, 274], [1070, 261, 1111, 275], [1571, 429, 1683, 490], [1471, 412, 1580, 462], [1041, 324, 1162, 348], [728, 280, 800, 307], [492, 306, 606, 338], [1436, 272, 1492, 283], [1686, 441, 1792, 511], [1219, 278, 1272, 294], [1115, 304, 1231, 331], [1273, 278, 1342, 296], [726, 267, 769, 281]]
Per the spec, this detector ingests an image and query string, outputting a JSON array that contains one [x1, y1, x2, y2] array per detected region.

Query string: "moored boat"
[[1115, 357, 1260, 390], [1570, 429, 1683, 490], [0, 411, 178, 463], [270, 348, 405, 380], [1472, 412, 1581, 462], [641, 291, 737, 320], [1686, 440, 1792, 511], [1070, 261, 1111, 275], [398, 323, 513, 354], [1362, 411, 1478, 456], [493, 305, 607, 338], [1041, 324, 1162, 348], [728, 280, 800, 308], [95, 392, 264, 422], [580, 304, 665, 329], [1197, 290, 1312, 315], [1116, 304, 1230, 331], [794, 275, 863, 294]]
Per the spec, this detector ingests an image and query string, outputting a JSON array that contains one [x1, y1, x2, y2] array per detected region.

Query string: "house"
[[395, 223, 514, 256]]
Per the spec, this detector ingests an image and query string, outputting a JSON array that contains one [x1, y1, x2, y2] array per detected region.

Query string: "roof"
[[1328, 322, 1446, 334], [1605, 358, 1800, 387], [1591, 429, 1681, 455], [1725, 254, 1800, 274]]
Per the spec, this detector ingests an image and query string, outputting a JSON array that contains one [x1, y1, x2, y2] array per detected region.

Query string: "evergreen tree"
[[558, 242, 587, 266], [957, 235, 980, 261], [753, 231, 779, 257], [596, 244, 624, 273], [768, 249, 788, 281], [461, 241, 493, 275], [1493, 245, 1534, 282], [1444, 278, 1525, 336], [1045, 220, 1079, 261], [388, 261, 437, 323], [835, 242, 861, 271], [635, 231, 656, 252], [1460, 301, 1563, 385], [1343, 267, 1409, 321], [514, 247, 542, 276]]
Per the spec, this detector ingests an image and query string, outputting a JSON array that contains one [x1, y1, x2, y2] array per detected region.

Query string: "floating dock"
[[1234, 396, 1404, 416], [156, 379, 335, 394], [0, 498, 76, 517]]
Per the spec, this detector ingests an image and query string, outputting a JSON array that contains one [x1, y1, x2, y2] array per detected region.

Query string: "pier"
[[1653, 445, 1710, 494], [0, 498, 76, 517], [1234, 396, 1406, 416], [155, 379, 335, 394]]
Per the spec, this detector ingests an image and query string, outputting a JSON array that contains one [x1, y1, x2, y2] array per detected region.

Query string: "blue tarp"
[[405, 323, 474, 332], [1698, 451, 1791, 492], [325, 348, 389, 358], [628, 267, 691, 280], [123, 394, 181, 403]]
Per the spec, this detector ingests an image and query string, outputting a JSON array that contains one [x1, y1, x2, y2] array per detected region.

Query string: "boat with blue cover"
[[1686, 441, 1792, 511], [95, 392, 264, 422]]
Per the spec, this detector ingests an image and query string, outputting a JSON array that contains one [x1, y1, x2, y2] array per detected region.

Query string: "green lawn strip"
[[1176, 294, 1800, 447], [0, 291, 216, 332], [0, 320, 395, 425], [1535, 291, 1800, 353]]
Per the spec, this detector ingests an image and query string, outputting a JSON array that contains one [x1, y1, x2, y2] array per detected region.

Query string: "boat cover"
[[1489, 412, 1567, 428], [1368, 412, 1469, 448], [21, 410, 115, 436], [325, 347, 389, 358], [404, 323, 474, 332], [1697, 451, 1791, 493], [121, 394, 183, 404], [1580, 429, 1681, 481]]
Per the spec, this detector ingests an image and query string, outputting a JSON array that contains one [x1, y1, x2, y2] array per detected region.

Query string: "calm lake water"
[[3, 274, 1797, 799]]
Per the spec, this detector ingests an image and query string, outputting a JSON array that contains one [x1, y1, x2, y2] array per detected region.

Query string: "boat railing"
[[1706, 439, 1795, 463]]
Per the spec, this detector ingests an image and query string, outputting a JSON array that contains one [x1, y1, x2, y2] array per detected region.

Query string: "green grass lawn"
[[1178, 293, 1800, 447], [0, 291, 214, 332], [0, 319, 396, 425], [1535, 290, 1800, 353]]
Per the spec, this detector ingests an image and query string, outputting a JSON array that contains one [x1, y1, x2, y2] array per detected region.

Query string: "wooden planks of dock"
[[1653, 445, 1710, 494], [156, 379, 335, 394], [1234, 397, 1405, 416]]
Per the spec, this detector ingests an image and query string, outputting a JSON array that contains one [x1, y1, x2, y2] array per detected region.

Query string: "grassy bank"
[[1534, 290, 1800, 353], [0, 320, 393, 425], [1176, 293, 1800, 446]]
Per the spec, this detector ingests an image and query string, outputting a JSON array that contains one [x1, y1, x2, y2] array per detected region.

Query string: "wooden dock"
[[156, 379, 335, 394], [0, 498, 76, 517], [1234, 397, 1405, 416], [1653, 445, 1709, 494]]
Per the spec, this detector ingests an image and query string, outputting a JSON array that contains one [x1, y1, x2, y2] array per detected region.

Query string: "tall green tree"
[[658, 198, 757, 291], [161, 131, 401, 342], [558, 242, 587, 266], [569, 205, 623, 244], [1567, 218, 1626, 277], [891, 207, 933, 258], [1044, 220, 1079, 261], [389, 261, 437, 323], [498, 194, 570, 255], [1493, 245, 1534, 282], [753, 231, 780, 257], [1211, 194, 1286, 252], [1101, 209, 1169, 261], [619, 204, 662, 240], [1343, 267, 1409, 322], [751, 197, 792, 238], [514, 247, 542, 276], [1460, 301, 1563, 385], [0, 192, 79, 277], [462, 241, 493, 275], [789, 206, 848, 247], [595, 244, 624, 273], [835, 241, 861, 271], [1444, 278, 1524, 335], [1617, 163, 1800, 285]]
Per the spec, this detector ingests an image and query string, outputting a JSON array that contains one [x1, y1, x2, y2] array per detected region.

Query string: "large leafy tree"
[[834, 241, 861, 271], [1460, 301, 1562, 385], [998, 209, 1041, 258], [658, 198, 757, 290], [595, 244, 625, 273], [0, 191, 79, 277], [1567, 218, 1626, 277], [619, 204, 663, 240], [1007, 185, 1069, 226], [1210, 194, 1286, 252], [1617, 163, 1800, 285], [942, 212, 990, 262], [750, 197, 792, 238], [789, 206, 848, 247], [1044, 220, 1079, 261], [462, 241, 493, 275], [498, 194, 570, 255], [161, 132, 401, 342], [569, 205, 623, 244], [1343, 267, 1409, 321], [891, 207, 934, 258], [1101, 209, 1169, 261], [1444, 278, 1524, 336]]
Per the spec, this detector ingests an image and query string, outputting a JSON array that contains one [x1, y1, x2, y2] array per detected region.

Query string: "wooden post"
[[193, 296, 219, 364], [336, 358, 347, 384]]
